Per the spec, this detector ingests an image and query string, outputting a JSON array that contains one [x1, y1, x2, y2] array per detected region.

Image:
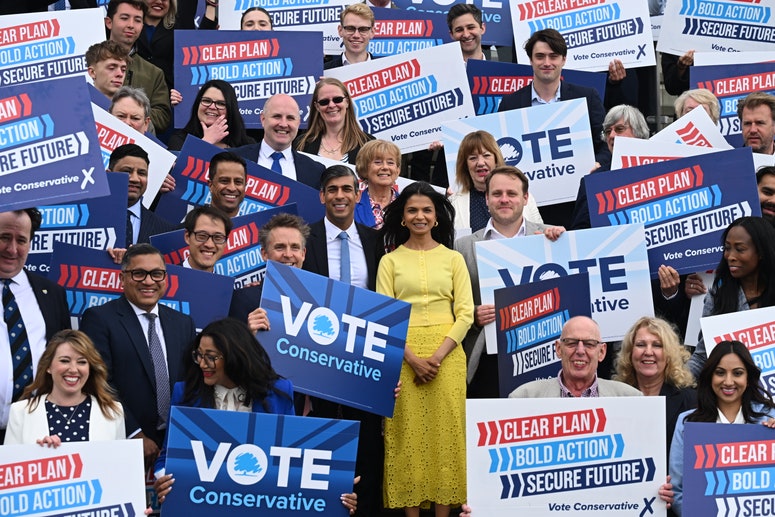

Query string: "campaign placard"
[[151, 204, 296, 289], [49, 242, 234, 329], [694, 51, 775, 66], [657, 0, 775, 56], [218, 0, 350, 55], [511, 0, 655, 72], [683, 422, 775, 516], [649, 104, 734, 150], [585, 148, 760, 277], [325, 43, 475, 153], [442, 99, 595, 205], [370, 9, 452, 58], [164, 406, 358, 517], [392, 0, 514, 47], [0, 76, 109, 212], [92, 102, 174, 209], [611, 136, 721, 171], [174, 30, 322, 129], [691, 61, 775, 148], [701, 306, 775, 398], [476, 225, 653, 353], [0, 8, 105, 88], [466, 59, 607, 116], [26, 173, 126, 277], [494, 273, 591, 398], [467, 397, 666, 516], [259, 262, 409, 418], [153, 136, 324, 226], [0, 439, 145, 517]]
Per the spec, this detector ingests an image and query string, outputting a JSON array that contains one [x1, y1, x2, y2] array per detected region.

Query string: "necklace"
[[320, 136, 343, 154], [50, 398, 86, 428]]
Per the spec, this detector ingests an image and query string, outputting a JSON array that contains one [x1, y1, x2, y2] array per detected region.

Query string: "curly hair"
[[380, 181, 455, 250]]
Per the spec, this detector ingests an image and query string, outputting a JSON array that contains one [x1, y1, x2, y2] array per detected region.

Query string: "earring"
[[434, 221, 439, 227], [401, 220, 406, 226]]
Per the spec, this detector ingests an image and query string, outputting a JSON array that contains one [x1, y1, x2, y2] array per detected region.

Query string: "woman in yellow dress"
[[377, 181, 474, 517]]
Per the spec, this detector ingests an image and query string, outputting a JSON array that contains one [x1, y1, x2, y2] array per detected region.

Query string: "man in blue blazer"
[[232, 94, 325, 190], [81, 244, 196, 468]]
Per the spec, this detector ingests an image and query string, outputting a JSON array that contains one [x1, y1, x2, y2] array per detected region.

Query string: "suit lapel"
[[117, 297, 157, 389]]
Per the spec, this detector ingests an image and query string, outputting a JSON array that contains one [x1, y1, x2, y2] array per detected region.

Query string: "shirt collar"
[[557, 369, 600, 398], [531, 81, 561, 105], [128, 199, 142, 219], [324, 217, 356, 242], [342, 52, 372, 66], [717, 406, 745, 423], [483, 218, 526, 240], [260, 140, 291, 160]]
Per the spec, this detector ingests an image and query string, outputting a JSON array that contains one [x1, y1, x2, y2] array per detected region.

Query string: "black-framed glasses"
[[558, 338, 601, 350], [192, 350, 223, 367], [124, 269, 167, 282], [191, 231, 227, 245], [316, 96, 345, 107], [200, 97, 227, 110], [603, 124, 630, 136], [341, 25, 371, 35]]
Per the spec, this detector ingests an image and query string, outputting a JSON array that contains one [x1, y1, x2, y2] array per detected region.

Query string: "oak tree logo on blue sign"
[[498, 137, 523, 166], [230, 450, 265, 482]]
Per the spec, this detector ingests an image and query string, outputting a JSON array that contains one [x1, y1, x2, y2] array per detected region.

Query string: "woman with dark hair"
[[687, 217, 775, 377], [295, 77, 373, 164], [5, 330, 124, 446], [377, 182, 474, 516], [240, 6, 273, 30], [660, 341, 775, 515], [167, 80, 255, 151]]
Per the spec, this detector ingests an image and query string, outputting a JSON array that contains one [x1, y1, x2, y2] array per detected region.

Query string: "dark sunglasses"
[[316, 96, 345, 106]]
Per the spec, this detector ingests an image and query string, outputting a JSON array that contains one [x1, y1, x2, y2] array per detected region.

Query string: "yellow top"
[[377, 244, 474, 345]]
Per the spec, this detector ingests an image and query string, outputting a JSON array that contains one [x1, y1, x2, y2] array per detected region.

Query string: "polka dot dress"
[[45, 398, 91, 442]]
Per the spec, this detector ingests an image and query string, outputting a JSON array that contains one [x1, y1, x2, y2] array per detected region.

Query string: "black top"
[[45, 398, 91, 442]]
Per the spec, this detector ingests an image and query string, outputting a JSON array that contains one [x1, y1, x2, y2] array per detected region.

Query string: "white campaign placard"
[[325, 43, 474, 153], [685, 271, 714, 347], [0, 439, 145, 516], [511, 0, 655, 72], [476, 224, 653, 354], [694, 51, 775, 66], [657, 0, 775, 56], [467, 397, 666, 516], [649, 106, 733, 149], [441, 99, 595, 205], [611, 136, 722, 170]]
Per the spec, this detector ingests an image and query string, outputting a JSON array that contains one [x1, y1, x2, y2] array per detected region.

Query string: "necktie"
[[338, 231, 351, 284], [270, 152, 283, 174], [143, 313, 170, 429], [3, 279, 31, 402], [126, 210, 134, 248], [53, 0, 66, 10]]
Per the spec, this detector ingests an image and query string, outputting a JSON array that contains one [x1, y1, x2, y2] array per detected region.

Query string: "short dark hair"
[[12, 208, 42, 238], [737, 92, 775, 121], [446, 4, 482, 30], [485, 165, 529, 195], [258, 213, 310, 249], [85, 40, 130, 68], [121, 243, 164, 269], [320, 164, 358, 191], [109, 143, 149, 170], [184, 205, 233, 236], [106, 0, 146, 19], [757, 165, 775, 184], [208, 151, 247, 182], [525, 28, 567, 59], [240, 7, 273, 29]]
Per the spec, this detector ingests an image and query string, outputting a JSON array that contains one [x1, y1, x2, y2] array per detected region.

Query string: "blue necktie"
[[338, 231, 351, 284], [270, 152, 283, 174], [144, 313, 170, 429], [3, 279, 31, 402]]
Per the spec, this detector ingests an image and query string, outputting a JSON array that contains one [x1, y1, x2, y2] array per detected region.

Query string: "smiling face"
[[48, 342, 89, 401], [208, 160, 246, 217], [184, 215, 227, 272], [366, 153, 399, 189], [260, 95, 300, 152], [198, 87, 227, 128], [110, 155, 148, 206], [0, 211, 32, 279], [321, 175, 360, 229], [555, 317, 606, 389], [105, 3, 144, 51], [338, 13, 373, 57], [723, 225, 759, 282], [121, 252, 167, 312], [742, 104, 775, 155], [449, 13, 485, 60], [196, 336, 235, 389], [530, 41, 566, 86], [467, 147, 497, 192], [403, 194, 436, 239], [712, 352, 747, 412], [631, 327, 666, 384], [261, 226, 306, 268], [315, 83, 349, 130], [111, 96, 150, 133], [486, 173, 528, 228], [144, 0, 169, 23], [89, 58, 127, 98]]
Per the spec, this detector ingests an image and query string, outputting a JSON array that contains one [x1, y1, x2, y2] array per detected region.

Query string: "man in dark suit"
[[81, 244, 196, 468], [232, 94, 325, 190], [325, 3, 375, 70], [109, 144, 177, 246], [0, 208, 70, 443]]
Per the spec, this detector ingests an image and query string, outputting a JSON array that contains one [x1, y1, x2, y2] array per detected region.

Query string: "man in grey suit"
[[455, 166, 563, 398]]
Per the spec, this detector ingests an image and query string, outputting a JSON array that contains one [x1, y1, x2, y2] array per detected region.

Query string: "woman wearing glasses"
[[295, 78, 373, 164], [167, 79, 255, 151]]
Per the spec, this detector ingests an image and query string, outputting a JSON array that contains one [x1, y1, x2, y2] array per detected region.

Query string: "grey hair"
[[601, 104, 650, 140]]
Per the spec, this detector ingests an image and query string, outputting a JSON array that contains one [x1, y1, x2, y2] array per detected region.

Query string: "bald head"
[[555, 316, 606, 392], [261, 94, 301, 152]]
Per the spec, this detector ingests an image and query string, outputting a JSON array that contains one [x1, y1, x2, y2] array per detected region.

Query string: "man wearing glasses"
[[326, 3, 375, 69], [81, 244, 196, 469], [509, 316, 641, 398], [181, 205, 232, 273]]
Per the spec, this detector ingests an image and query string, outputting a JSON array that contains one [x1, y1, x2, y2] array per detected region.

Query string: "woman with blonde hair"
[[5, 330, 124, 446], [355, 139, 401, 229], [673, 88, 720, 123]]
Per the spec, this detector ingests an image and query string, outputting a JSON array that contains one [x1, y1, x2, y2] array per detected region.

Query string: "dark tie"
[[270, 152, 283, 174], [143, 313, 170, 429], [126, 210, 134, 248], [338, 231, 351, 284], [3, 279, 31, 402]]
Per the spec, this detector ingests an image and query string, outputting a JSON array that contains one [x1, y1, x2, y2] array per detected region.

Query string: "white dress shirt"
[[257, 141, 296, 181], [323, 218, 368, 289]]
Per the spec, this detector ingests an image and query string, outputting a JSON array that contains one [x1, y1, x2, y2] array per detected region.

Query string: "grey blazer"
[[509, 378, 643, 398]]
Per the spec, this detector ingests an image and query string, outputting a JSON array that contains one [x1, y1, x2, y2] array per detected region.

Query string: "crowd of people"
[[2, 1, 775, 516]]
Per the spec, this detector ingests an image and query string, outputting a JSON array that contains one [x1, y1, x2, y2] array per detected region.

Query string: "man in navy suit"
[[81, 244, 196, 468], [325, 3, 375, 70], [231, 94, 325, 190], [0, 208, 70, 443]]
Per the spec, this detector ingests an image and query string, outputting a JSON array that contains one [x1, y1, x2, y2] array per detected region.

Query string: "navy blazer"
[[302, 219, 382, 291], [228, 283, 264, 325], [80, 296, 196, 446], [26, 270, 71, 340], [231, 144, 325, 191], [138, 206, 178, 244]]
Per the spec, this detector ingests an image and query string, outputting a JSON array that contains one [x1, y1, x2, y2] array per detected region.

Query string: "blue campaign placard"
[[691, 62, 775, 149], [466, 59, 607, 115], [259, 262, 409, 418], [0, 76, 109, 212], [174, 30, 322, 129], [683, 422, 775, 515], [585, 147, 760, 278], [153, 136, 324, 226], [370, 10, 453, 58], [49, 242, 234, 328], [494, 273, 591, 398], [164, 406, 358, 517], [151, 204, 297, 289], [26, 172, 127, 278], [392, 0, 513, 46]]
